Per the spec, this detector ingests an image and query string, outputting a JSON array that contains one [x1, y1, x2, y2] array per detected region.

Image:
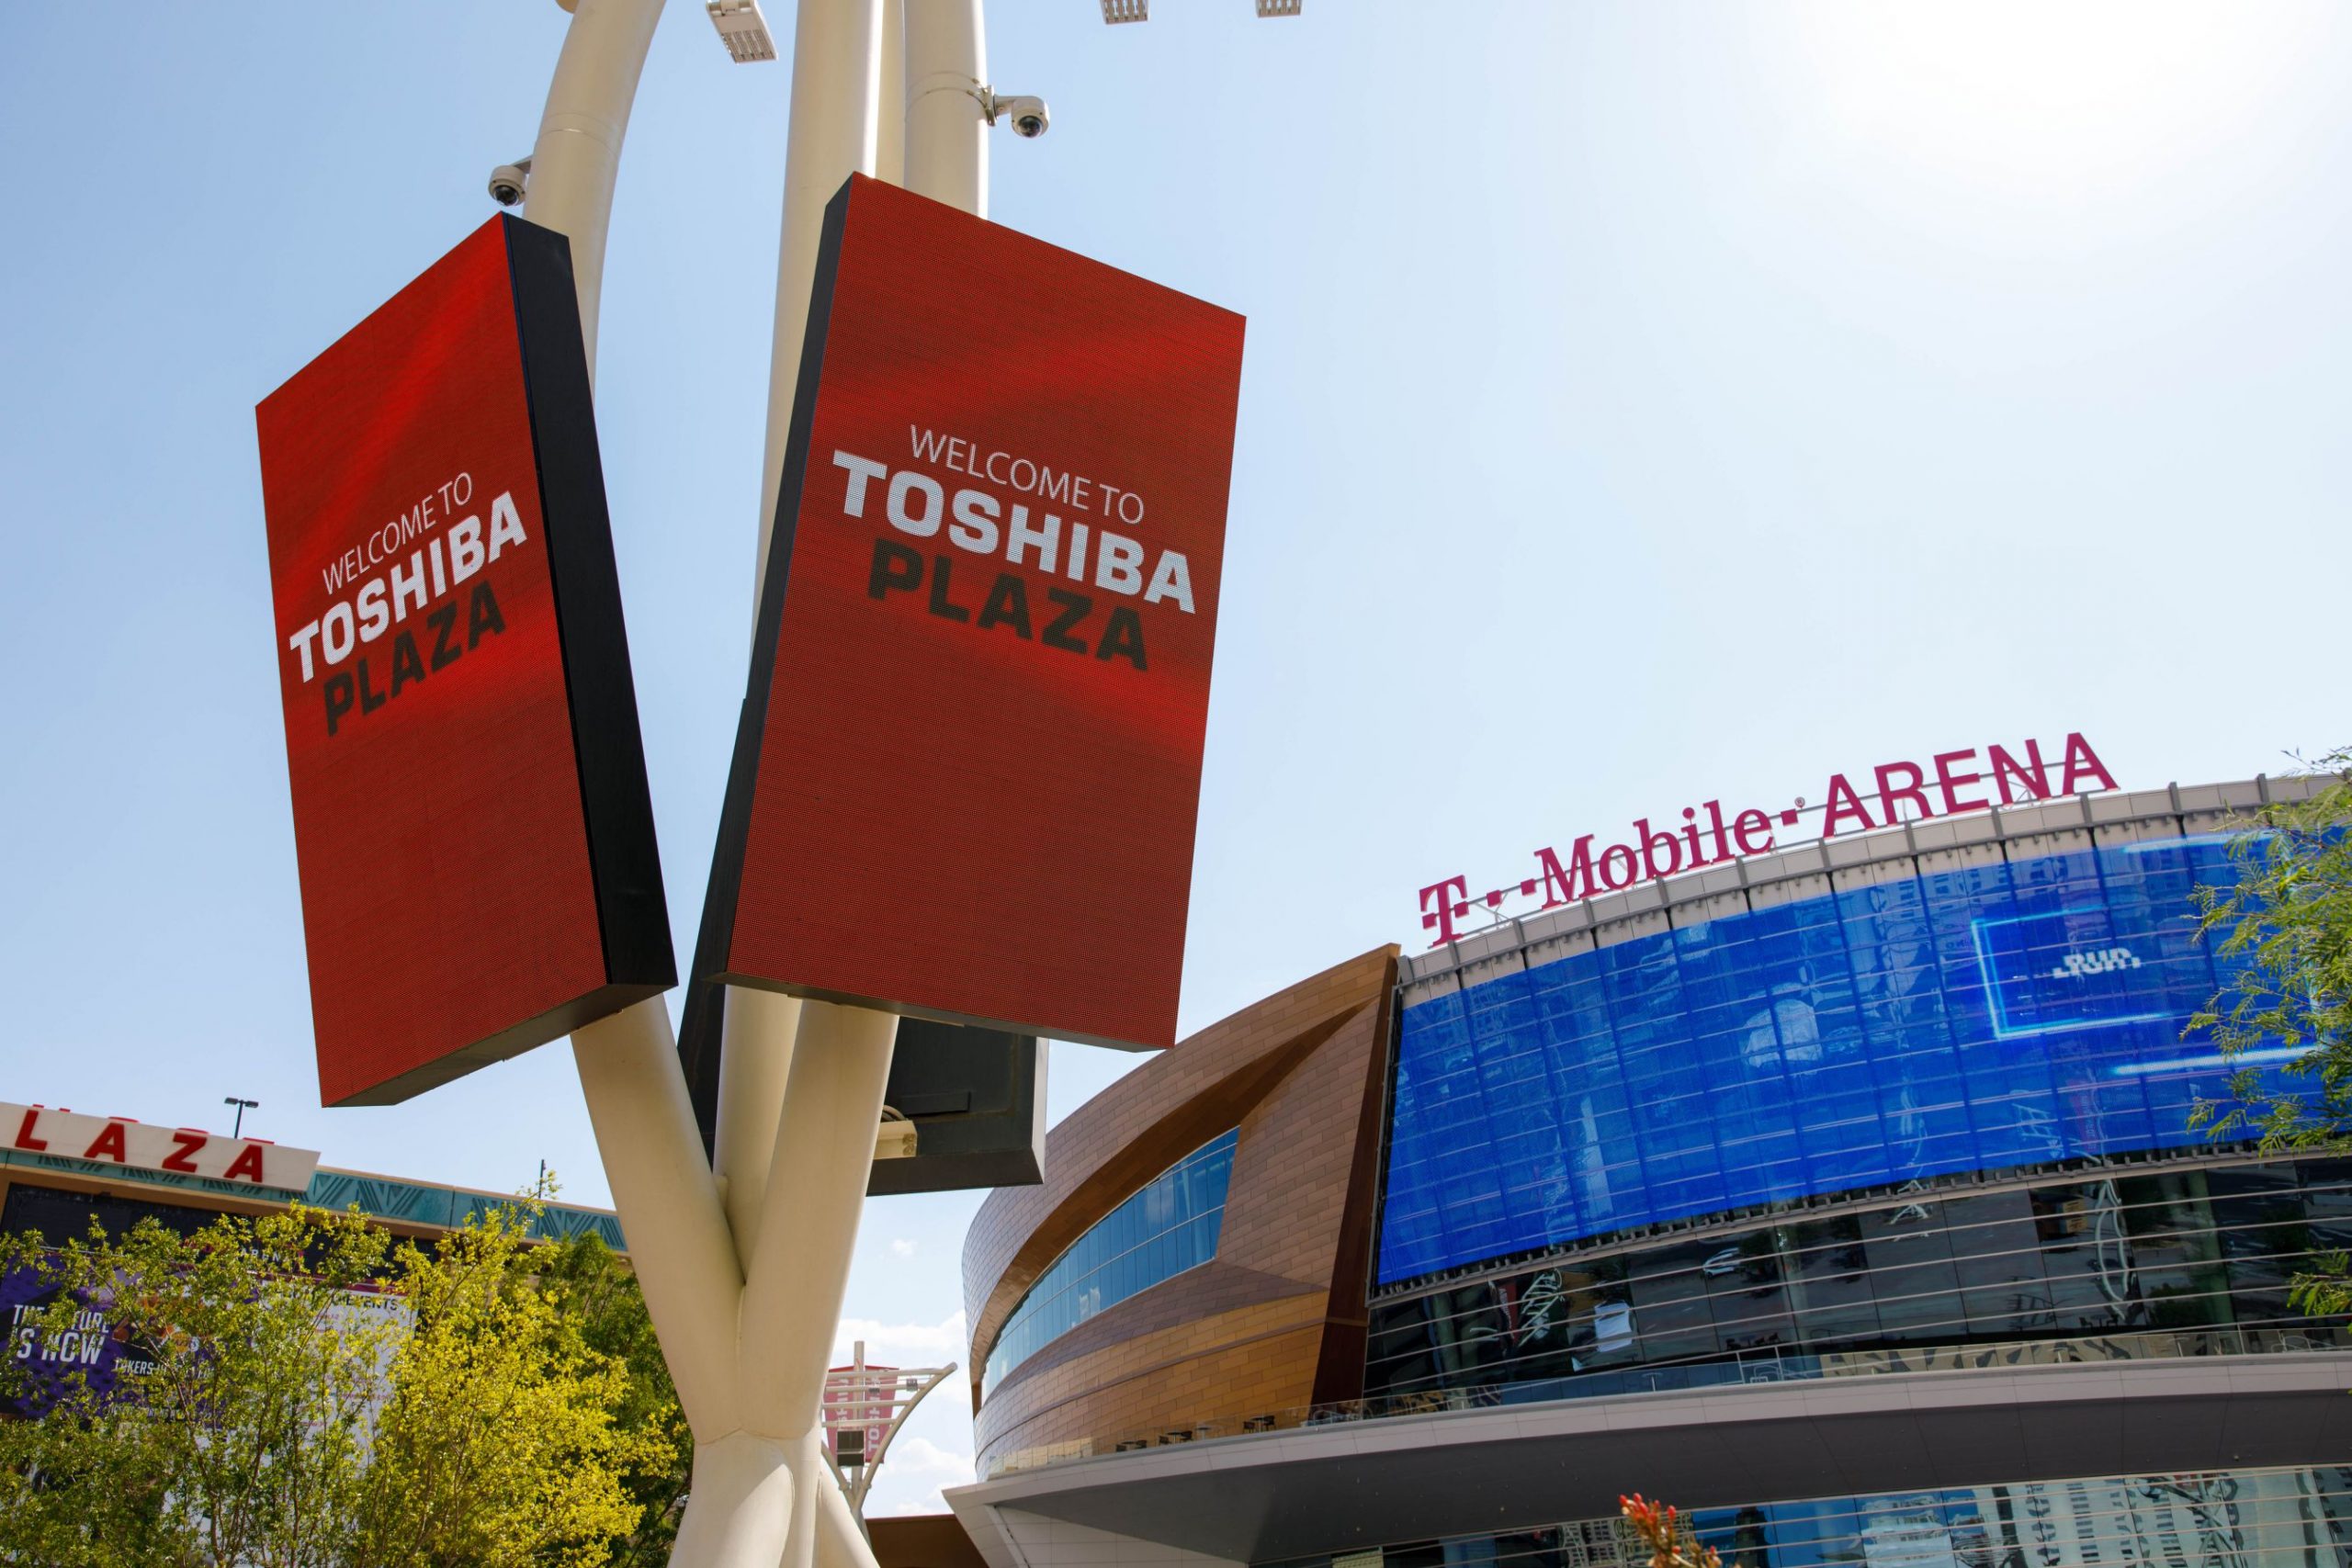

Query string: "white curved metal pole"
[[876, 0, 908, 187], [816, 1462, 878, 1566], [519, 0, 667, 376], [514, 0, 754, 1450], [707, 4, 889, 1565], [903, 0, 988, 215], [752, 0, 885, 585], [509, 4, 848, 1561], [572, 1004, 745, 1436], [712, 987, 802, 1265], [516, 4, 988, 1564], [732, 1000, 897, 1568], [739, 999, 899, 1422]]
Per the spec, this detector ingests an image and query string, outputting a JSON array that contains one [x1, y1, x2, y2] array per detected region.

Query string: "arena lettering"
[[1419, 734, 2120, 947]]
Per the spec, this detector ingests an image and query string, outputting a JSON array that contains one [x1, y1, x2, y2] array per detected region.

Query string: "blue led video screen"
[[1377, 837, 2289, 1287]]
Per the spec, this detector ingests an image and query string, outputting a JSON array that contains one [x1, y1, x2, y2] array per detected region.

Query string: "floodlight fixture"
[[707, 0, 778, 62], [1101, 1, 1300, 22]]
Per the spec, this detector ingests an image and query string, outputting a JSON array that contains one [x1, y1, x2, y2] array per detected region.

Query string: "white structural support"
[[903, 0, 989, 216], [513, 0, 990, 1565], [752, 0, 882, 587], [519, 0, 667, 378]]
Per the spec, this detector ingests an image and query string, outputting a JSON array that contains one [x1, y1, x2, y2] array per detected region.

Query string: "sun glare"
[[1793, 2, 2326, 198]]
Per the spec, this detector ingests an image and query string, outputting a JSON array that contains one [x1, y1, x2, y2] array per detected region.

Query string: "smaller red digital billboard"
[[255, 215, 673, 1107], [697, 175, 1247, 1052]]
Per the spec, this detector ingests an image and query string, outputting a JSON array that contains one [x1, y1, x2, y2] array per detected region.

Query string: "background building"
[[950, 776, 2352, 1568], [0, 1109, 629, 1423], [0, 1129, 623, 1255]]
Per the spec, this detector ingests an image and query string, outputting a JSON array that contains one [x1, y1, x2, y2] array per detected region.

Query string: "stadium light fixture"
[[1102, 0, 1301, 19], [707, 0, 778, 62]]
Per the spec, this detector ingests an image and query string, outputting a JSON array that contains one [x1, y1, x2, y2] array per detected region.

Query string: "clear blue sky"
[[4, 0, 2349, 1513]]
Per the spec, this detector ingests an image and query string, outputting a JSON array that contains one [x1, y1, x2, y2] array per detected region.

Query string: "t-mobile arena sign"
[[1419, 732, 2120, 946]]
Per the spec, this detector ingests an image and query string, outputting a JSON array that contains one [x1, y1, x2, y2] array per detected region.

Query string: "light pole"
[[821, 1343, 959, 1533], [222, 1096, 258, 1139]]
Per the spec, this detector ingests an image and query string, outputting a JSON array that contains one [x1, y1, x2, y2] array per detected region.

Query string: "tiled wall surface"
[[965, 946, 1398, 1471]]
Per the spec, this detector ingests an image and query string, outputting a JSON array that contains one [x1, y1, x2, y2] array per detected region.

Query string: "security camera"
[[487, 157, 532, 208], [982, 92, 1050, 140]]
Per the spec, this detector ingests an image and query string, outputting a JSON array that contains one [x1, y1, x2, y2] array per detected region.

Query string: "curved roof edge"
[[948, 1353, 2352, 1566]]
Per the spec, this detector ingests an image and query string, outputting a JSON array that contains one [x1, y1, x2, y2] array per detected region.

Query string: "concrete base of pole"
[[672, 1432, 800, 1568], [815, 1451, 876, 1565]]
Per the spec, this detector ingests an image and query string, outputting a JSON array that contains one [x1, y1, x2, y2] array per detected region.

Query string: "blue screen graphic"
[[1377, 837, 2286, 1287]]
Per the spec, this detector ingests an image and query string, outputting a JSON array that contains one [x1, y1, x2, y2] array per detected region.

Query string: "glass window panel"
[[982, 1127, 1238, 1394], [1381, 838, 2306, 1288]]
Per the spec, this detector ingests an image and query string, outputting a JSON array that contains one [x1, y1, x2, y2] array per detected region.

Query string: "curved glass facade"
[[1258, 1466, 2352, 1568], [1366, 1157, 2352, 1404], [1379, 834, 2286, 1287], [983, 1128, 1238, 1396]]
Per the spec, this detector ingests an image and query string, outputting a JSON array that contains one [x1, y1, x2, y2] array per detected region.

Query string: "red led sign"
[[256, 215, 673, 1107], [698, 175, 1247, 1050]]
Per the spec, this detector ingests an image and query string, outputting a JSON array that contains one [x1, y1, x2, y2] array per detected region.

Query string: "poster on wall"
[[255, 215, 673, 1108], [695, 174, 1247, 1052]]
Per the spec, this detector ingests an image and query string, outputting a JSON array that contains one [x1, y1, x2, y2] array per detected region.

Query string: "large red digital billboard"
[[698, 175, 1246, 1051], [256, 215, 673, 1107]]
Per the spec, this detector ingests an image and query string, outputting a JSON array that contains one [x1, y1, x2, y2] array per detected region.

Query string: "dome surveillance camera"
[[984, 93, 1049, 140], [488, 157, 532, 208]]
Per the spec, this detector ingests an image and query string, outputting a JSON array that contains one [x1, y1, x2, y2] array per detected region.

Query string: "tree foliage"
[[0, 1193, 685, 1568], [530, 1233, 693, 1568], [2188, 748, 2352, 1313], [0, 1204, 397, 1568]]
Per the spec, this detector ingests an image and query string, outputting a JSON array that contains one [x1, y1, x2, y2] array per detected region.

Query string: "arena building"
[[947, 775, 2352, 1568]]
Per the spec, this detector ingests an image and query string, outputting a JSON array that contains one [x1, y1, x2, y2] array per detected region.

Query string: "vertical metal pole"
[[902, 0, 988, 216], [508, 2, 988, 1562], [751, 0, 886, 586], [514, 0, 766, 1520], [712, 987, 801, 1264], [876, 0, 908, 187], [741, 998, 897, 1568], [519, 0, 667, 378], [514, 4, 814, 1562], [721, 6, 893, 1568]]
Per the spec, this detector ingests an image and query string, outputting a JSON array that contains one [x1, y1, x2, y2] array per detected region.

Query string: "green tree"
[[0, 1197, 684, 1568], [348, 1204, 664, 1568], [0, 1204, 398, 1568], [2188, 748, 2352, 1312], [530, 1232, 693, 1568]]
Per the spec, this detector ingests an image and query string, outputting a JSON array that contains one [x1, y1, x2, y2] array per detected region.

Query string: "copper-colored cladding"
[[962, 945, 1399, 1471], [868, 1514, 989, 1568]]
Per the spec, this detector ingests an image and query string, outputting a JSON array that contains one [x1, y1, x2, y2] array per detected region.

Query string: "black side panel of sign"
[[503, 214, 675, 991]]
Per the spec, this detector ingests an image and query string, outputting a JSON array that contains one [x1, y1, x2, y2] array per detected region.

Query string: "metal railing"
[[978, 1323, 2352, 1479]]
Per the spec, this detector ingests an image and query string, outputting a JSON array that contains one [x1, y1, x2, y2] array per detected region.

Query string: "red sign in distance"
[[256, 216, 672, 1107], [699, 175, 1246, 1051]]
